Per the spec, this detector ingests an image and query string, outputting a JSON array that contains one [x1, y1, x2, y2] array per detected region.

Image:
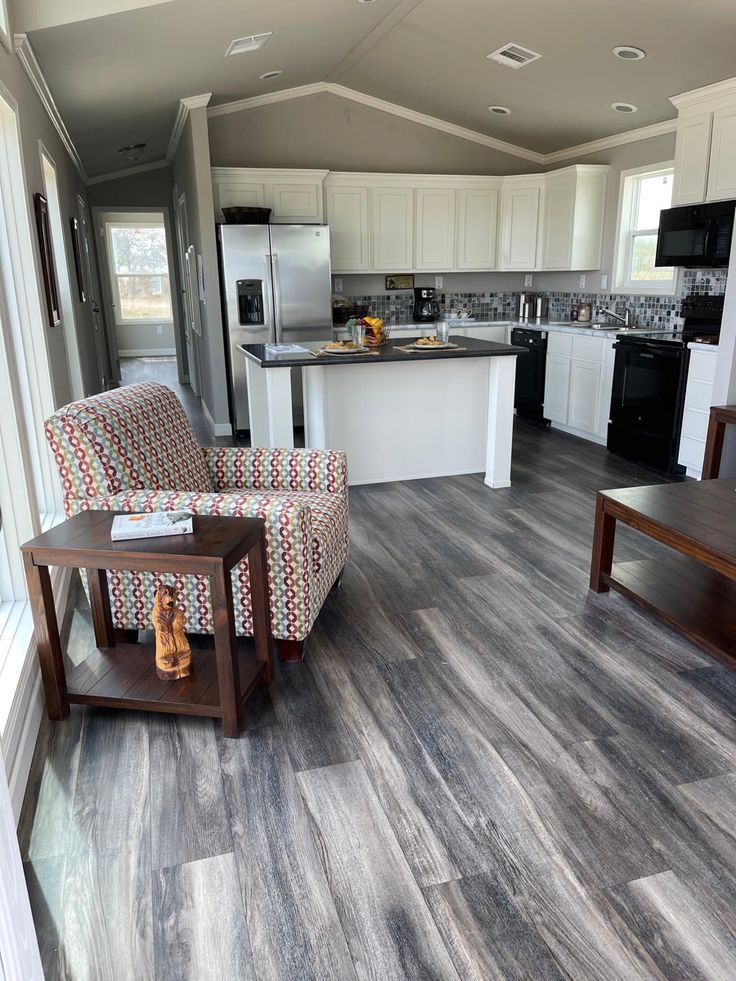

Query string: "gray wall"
[[0, 41, 101, 404], [208, 92, 540, 175], [173, 107, 229, 429]]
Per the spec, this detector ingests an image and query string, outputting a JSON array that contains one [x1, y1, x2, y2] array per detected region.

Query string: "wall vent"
[[487, 42, 542, 69], [225, 33, 272, 56]]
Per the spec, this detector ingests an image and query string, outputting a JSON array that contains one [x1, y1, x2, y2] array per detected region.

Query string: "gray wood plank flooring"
[[18, 416, 736, 979]]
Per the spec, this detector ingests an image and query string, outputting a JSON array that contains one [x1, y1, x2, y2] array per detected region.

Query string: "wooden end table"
[[20, 511, 274, 737], [702, 404, 736, 479], [590, 479, 736, 668]]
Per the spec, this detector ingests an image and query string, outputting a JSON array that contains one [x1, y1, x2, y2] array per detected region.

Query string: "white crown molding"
[[206, 81, 681, 166], [166, 92, 212, 162], [670, 76, 736, 111], [86, 158, 170, 185], [13, 34, 88, 183], [544, 118, 678, 165]]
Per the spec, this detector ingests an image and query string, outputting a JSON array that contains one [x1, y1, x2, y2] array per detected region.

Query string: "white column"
[[302, 365, 328, 449], [244, 357, 294, 449], [484, 355, 517, 489], [0, 755, 43, 980]]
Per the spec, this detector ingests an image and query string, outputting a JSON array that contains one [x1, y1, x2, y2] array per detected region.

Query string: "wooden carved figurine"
[[153, 583, 192, 680]]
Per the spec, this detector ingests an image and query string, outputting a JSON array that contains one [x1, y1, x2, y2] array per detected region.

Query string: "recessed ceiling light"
[[357, 1, 376, 4], [613, 45, 646, 61], [225, 32, 272, 57], [259, 70, 283, 80], [117, 143, 146, 161], [611, 102, 638, 113], [488, 105, 511, 115]]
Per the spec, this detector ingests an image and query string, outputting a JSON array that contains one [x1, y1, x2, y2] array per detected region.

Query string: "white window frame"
[[0, 0, 10, 54], [612, 161, 679, 296], [103, 215, 174, 327]]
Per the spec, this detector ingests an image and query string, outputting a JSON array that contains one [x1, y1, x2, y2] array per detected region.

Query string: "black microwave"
[[655, 201, 735, 268]]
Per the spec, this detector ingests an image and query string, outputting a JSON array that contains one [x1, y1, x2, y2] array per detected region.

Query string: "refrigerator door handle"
[[271, 252, 283, 341]]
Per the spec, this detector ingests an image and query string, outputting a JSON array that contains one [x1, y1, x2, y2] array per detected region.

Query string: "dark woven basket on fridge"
[[222, 207, 272, 224]]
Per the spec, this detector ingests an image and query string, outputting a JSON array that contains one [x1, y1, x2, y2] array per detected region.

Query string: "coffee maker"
[[413, 287, 440, 323]]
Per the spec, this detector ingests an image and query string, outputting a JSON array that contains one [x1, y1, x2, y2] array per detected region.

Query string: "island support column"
[[484, 355, 517, 489], [244, 358, 295, 448]]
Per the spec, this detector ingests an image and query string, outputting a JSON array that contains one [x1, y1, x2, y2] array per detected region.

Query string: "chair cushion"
[[45, 382, 212, 498]]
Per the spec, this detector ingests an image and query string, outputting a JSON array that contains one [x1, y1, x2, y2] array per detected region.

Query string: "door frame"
[[76, 194, 110, 389], [92, 205, 186, 384]]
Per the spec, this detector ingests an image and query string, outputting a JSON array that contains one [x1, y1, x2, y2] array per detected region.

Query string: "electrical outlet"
[[600, 273, 608, 290], [157, 325, 163, 334], [579, 273, 586, 289], [334, 277, 343, 292], [435, 275, 443, 289], [524, 274, 533, 287]]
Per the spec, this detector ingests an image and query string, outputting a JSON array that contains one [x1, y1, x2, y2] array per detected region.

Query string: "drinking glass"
[[352, 322, 366, 346], [436, 321, 450, 343]]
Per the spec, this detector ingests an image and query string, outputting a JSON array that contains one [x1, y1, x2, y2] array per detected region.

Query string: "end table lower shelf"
[[65, 642, 266, 718]]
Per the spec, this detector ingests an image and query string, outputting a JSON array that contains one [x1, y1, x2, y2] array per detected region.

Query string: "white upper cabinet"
[[707, 104, 736, 201], [324, 182, 370, 272], [371, 186, 414, 271], [672, 111, 712, 206], [455, 186, 499, 270], [415, 188, 456, 270], [541, 166, 607, 270], [211, 169, 328, 223], [670, 78, 736, 204], [499, 179, 543, 270]]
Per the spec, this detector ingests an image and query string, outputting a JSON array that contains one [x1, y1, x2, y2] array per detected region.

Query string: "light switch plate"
[[435, 275, 443, 288], [600, 273, 608, 290], [334, 277, 343, 292], [579, 273, 586, 288], [524, 274, 533, 287]]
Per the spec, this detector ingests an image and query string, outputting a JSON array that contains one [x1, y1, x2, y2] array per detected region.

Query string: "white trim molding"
[[670, 76, 736, 112], [202, 397, 232, 438], [86, 158, 170, 185], [166, 92, 212, 162], [118, 347, 176, 357], [13, 34, 87, 183], [205, 80, 681, 166]]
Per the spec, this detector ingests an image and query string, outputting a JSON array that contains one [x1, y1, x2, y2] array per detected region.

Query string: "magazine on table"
[[111, 511, 194, 541]]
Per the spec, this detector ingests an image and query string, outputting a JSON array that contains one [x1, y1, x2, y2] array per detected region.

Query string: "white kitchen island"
[[239, 336, 525, 487]]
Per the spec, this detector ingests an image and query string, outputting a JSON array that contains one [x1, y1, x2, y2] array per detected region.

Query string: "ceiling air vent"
[[225, 33, 272, 57], [487, 42, 542, 69]]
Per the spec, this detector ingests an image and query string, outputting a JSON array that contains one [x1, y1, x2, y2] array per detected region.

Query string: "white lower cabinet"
[[543, 332, 615, 443], [678, 346, 718, 478]]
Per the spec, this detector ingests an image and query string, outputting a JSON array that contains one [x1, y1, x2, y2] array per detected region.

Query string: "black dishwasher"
[[511, 327, 548, 420]]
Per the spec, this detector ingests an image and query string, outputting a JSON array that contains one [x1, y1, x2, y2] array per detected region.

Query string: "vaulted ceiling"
[[13, 0, 736, 177]]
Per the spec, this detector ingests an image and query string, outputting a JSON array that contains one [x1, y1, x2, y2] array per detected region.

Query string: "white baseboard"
[[202, 398, 233, 438], [118, 348, 177, 358]]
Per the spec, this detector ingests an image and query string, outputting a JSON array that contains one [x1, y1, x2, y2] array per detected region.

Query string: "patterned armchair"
[[44, 383, 348, 662]]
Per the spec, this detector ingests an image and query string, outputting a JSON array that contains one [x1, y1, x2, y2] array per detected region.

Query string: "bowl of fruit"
[[346, 315, 391, 347]]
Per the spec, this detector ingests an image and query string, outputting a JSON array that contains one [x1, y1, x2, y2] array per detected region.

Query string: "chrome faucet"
[[597, 305, 633, 326]]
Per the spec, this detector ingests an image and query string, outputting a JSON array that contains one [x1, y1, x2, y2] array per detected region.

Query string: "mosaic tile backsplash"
[[342, 268, 727, 329]]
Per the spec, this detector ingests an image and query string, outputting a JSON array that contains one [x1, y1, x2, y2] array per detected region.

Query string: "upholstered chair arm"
[[204, 446, 348, 495]]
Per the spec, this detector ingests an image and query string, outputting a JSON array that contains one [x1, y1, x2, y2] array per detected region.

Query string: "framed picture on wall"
[[33, 193, 61, 327], [69, 217, 86, 302], [385, 275, 414, 291]]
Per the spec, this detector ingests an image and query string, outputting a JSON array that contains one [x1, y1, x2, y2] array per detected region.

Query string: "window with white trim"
[[613, 163, 677, 295], [0, 1, 10, 54], [104, 219, 173, 325]]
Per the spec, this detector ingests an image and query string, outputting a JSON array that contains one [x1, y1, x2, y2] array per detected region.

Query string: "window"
[[0, 0, 10, 54], [104, 219, 173, 324], [613, 163, 677, 295]]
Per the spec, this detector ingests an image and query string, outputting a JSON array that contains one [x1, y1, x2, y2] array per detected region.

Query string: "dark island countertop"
[[238, 336, 527, 368]]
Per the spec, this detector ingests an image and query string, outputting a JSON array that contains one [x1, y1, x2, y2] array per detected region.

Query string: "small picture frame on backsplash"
[[385, 275, 414, 291]]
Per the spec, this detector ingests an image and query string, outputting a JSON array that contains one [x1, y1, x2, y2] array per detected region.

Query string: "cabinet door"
[[415, 188, 455, 270], [371, 187, 414, 271], [672, 111, 712, 206], [706, 105, 736, 201], [325, 185, 370, 272], [455, 188, 498, 270], [541, 176, 574, 269], [270, 183, 322, 223], [215, 180, 266, 219], [499, 183, 541, 269], [543, 354, 571, 423], [568, 359, 601, 434]]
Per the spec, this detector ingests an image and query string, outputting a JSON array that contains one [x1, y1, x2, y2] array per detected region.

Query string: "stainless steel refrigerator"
[[217, 223, 332, 432]]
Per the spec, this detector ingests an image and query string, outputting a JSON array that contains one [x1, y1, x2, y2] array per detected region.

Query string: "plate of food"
[[404, 336, 458, 350], [320, 340, 369, 355]]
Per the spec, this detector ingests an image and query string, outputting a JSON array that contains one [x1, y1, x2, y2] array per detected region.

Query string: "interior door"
[[173, 189, 200, 394], [77, 196, 110, 389]]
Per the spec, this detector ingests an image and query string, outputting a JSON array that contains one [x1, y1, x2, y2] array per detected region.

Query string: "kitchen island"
[[239, 336, 525, 487]]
